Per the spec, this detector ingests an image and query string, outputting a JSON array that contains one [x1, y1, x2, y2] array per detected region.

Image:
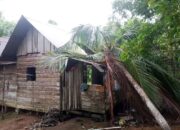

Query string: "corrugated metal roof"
[[0, 37, 9, 56]]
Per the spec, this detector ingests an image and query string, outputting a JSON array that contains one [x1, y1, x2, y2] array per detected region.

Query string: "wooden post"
[[1, 65, 5, 119]]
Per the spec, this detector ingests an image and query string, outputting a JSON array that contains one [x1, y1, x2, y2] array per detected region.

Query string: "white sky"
[[0, 0, 113, 43]]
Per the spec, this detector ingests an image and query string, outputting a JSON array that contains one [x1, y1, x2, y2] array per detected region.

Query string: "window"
[[87, 65, 92, 85], [83, 64, 103, 85], [27, 67, 36, 81], [92, 67, 103, 85]]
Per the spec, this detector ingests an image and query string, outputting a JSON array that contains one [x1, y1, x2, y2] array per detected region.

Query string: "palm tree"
[[43, 25, 180, 130]]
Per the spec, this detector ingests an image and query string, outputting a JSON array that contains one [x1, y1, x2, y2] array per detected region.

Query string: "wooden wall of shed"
[[0, 61, 107, 114], [60, 63, 107, 114], [16, 54, 60, 112], [0, 24, 107, 114], [17, 27, 56, 56], [81, 84, 106, 114], [0, 64, 17, 108], [60, 63, 82, 111]]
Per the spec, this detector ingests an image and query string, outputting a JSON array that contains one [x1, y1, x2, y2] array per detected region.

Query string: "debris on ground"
[[88, 126, 121, 130], [30, 108, 72, 129], [1, 112, 180, 130], [114, 114, 138, 127], [41, 108, 60, 127]]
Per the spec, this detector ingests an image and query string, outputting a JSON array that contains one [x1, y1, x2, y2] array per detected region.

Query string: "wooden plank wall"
[[0, 55, 60, 112], [0, 65, 17, 108], [0, 23, 107, 113], [16, 54, 60, 112], [60, 63, 82, 111], [81, 84, 106, 114], [17, 28, 56, 56], [60, 63, 107, 114], [0, 62, 107, 114]]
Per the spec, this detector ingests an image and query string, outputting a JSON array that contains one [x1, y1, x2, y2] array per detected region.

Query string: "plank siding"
[[17, 28, 56, 56], [60, 64, 82, 111], [37, 32, 44, 53], [33, 29, 38, 53], [0, 65, 17, 108], [27, 29, 33, 54], [0, 25, 107, 114], [81, 84, 106, 114], [0, 61, 107, 113], [16, 54, 60, 112]]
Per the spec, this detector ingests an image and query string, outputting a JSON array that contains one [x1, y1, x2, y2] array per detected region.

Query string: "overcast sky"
[[0, 0, 113, 30]]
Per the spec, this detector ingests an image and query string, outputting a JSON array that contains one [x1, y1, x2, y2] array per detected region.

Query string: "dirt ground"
[[0, 112, 39, 130], [0, 112, 180, 130], [0, 112, 109, 130]]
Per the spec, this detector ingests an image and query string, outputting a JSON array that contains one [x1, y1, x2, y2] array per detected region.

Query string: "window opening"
[[27, 67, 36, 81], [87, 65, 92, 85]]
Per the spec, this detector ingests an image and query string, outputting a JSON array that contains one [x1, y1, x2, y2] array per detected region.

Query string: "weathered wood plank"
[[27, 29, 33, 54], [38, 32, 44, 53], [33, 29, 38, 53], [17, 27, 57, 56]]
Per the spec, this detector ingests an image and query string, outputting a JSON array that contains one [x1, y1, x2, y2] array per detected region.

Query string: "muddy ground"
[[0, 112, 180, 130], [0, 112, 109, 130]]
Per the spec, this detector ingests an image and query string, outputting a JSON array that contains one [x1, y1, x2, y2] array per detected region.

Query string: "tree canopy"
[[111, 0, 180, 78], [42, 1, 180, 129], [0, 12, 15, 37]]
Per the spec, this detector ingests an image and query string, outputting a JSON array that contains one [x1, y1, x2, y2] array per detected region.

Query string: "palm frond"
[[124, 58, 180, 114], [55, 41, 87, 55], [71, 24, 112, 52], [40, 47, 105, 73], [143, 59, 180, 104], [40, 52, 68, 73], [125, 59, 162, 106]]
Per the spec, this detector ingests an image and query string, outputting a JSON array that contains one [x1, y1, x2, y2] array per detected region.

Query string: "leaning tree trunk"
[[105, 52, 171, 130], [105, 69, 114, 124]]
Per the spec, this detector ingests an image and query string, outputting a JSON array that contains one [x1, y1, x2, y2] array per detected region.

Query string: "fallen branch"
[[88, 126, 121, 130]]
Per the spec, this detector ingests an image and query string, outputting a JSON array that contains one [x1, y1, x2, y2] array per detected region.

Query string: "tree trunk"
[[105, 70, 114, 124], [105, 52, 171, 130], [119, 63, 171, 130]]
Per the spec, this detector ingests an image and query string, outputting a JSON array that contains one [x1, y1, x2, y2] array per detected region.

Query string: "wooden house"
[[0, 16, 107, 114]]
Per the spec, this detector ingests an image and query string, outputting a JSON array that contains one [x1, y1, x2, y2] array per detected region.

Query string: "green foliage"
[[113, 0, 155, 19], [43, 0, 180, 113], [87, 65, 92, 85], [43, 22, 180, 115], [0, 13, 15, 37], [112, 0, 180, 78], [124, 58, 162, 107], [72, 24, 120, 53], [72, 25, 105, 52], [125, 58, 180, 112]]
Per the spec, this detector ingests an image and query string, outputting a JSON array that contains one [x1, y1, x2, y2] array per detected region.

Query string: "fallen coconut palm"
[[42, 25, 180, 130]]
